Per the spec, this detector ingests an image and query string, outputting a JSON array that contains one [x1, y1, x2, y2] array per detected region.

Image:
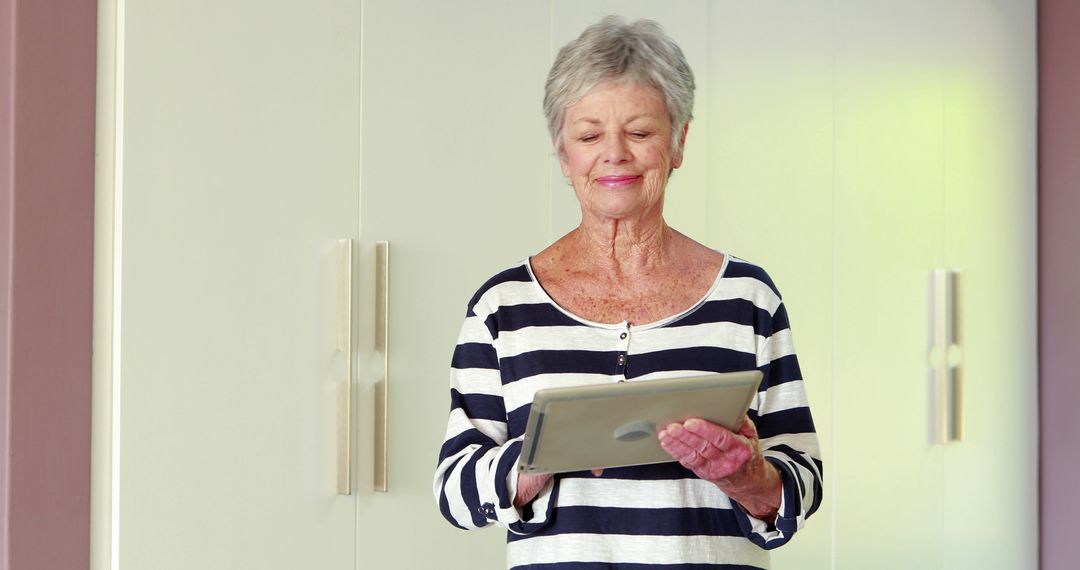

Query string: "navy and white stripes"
[[433, 256, 822, 570]]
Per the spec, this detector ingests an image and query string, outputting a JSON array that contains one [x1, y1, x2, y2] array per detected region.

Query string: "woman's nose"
[[602, 135, 631, 164]]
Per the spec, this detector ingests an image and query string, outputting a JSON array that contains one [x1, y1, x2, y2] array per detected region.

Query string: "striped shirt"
[[433, 256, 823, 570]]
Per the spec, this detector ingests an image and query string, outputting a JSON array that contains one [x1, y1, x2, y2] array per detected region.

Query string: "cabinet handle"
[[947, 272, 963, 442], [337, 239, 354, 495], [374, 241, 390, 492], [930, 270, 949, 445], [930, 269, 963, 445]]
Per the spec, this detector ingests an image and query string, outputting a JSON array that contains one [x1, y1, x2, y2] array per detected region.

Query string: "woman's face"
[[559, 81, 686, 223]]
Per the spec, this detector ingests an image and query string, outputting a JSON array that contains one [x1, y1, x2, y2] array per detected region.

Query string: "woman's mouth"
[[596, 175, 641, 188]]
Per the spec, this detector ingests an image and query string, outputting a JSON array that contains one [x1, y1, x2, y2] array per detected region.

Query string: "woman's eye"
[[579, 134, 599, 142]]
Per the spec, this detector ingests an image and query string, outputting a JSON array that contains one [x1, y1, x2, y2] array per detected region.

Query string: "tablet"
[[517, 371, 763, 474]]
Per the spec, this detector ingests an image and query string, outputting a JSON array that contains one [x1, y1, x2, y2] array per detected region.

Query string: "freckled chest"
[[535, 262, 721, 325]]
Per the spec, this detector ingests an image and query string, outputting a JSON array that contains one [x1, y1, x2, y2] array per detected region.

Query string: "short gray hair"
[[543, 16, 696, 157]]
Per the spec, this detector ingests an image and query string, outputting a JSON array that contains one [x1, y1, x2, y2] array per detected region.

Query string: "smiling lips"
[[596, 175, 641, 188]]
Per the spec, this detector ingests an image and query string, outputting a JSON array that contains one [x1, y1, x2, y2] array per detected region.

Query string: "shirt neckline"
[[523, 253, 730, 331]]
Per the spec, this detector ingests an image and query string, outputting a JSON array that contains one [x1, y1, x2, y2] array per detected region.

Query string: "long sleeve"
[[731, 294, 824, 549], [433, 298, 556, 535]]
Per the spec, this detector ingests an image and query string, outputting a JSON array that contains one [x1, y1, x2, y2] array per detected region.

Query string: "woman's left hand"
[[658, 416, 782, 520]]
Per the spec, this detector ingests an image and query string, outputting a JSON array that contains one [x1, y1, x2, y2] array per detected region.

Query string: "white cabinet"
[[95, 0, 362, 568], [736, 1, 1036, 568], [695, 1, 1035, 568], [831, 1, 1037, 568]]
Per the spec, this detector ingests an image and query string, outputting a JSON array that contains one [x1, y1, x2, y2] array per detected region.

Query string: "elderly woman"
[[434, 16, 822, 570]]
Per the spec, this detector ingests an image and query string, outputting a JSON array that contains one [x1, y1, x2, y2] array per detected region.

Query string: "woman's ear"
[[556, 139, 571, 178], [671, 121, 690, 169]]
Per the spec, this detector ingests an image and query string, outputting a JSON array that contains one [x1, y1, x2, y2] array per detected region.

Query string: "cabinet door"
[[832, 1, 948, 567], [99, 1, 360, 568], [704, 4, 835, 569], [831, 1, 1039, 568], [940, 2, 1038, 567], [353, 2, 552, 568]]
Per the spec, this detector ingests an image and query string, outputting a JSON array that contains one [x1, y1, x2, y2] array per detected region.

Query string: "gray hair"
[[543, 16, 696, 157]]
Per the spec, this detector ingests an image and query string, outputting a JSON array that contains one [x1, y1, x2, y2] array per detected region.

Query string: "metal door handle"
[[337, 239, 354, 495], [930, 269, 963, 445], [947, 272, 963, 442], [374, 241, 390, 492]]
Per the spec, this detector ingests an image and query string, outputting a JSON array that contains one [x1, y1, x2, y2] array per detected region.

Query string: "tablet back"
[[518, 371, 763, 474]]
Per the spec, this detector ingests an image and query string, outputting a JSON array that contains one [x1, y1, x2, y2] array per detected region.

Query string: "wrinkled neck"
[[573, 214, 672, 275]]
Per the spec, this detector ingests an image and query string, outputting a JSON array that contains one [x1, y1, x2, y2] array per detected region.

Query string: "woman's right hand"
[[514, 472, 554, 507]]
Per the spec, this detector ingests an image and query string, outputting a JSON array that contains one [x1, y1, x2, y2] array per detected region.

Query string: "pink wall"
[[1039, 0, 1080, 568], [0, 0, 14, 562], [0, 0, 97, 569]]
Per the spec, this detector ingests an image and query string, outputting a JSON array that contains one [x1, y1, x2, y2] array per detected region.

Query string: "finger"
[[683, 418, 740, 451], [679, 419, 755, 469], [662, 422, 714, 455], [661, 433, 727, 473], [660, 428, 750, 480], [737, 416, 758, 440], [658, 429, 705, 463], [591, 469, 604, 477]]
